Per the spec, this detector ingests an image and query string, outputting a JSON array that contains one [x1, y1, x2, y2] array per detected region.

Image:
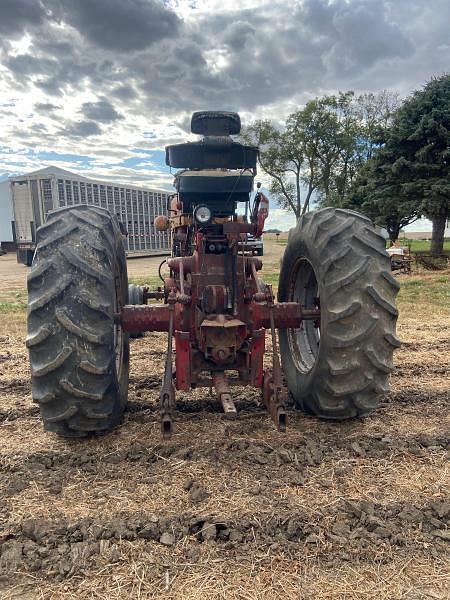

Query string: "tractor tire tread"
[[27, 205, 129, 437], [279, 207, 399, 419]]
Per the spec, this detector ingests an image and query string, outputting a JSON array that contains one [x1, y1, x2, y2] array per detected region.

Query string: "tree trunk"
[[430, 214, 446, 255], [386, 220, 401, 244]]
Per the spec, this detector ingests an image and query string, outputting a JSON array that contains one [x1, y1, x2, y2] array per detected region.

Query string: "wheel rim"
[[287, 258, 321, 375]]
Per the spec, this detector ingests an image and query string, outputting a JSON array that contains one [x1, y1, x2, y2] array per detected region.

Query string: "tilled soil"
[[0, 262, 449, 598]]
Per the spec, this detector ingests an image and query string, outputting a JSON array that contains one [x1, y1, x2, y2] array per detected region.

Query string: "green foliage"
[[312, 91, 398, 206], [244, 77, 448, 251], [347, 74, 449, 250], [398, 276, 450, 310], [128, 276, 162, 288], [392, 75, 449, 214], [242, 90, 399, 220], [344, 152, 421, 241], [390, 74, 450, 253], [398, 238, 450, 253], [0, 301, 26, 313], [0, 290, 27, 313], [241, 118, 311, 219]]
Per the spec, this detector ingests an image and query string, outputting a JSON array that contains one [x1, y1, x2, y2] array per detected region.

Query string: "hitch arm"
[[159, 290, 176, 438], [263, 286, 287, 432]]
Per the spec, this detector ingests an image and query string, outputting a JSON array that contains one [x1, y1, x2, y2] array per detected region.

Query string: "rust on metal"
[[121, 305, 170, 332], [252, 303, 320, 329], [262, 370, 287, 432], [175, 331, 191, 391], [262, 285, 287, 431], [213, 372, 237, 418], [159, 289, 177, 438], [120, 302, 319, 333], [117, 111, 324, 436]]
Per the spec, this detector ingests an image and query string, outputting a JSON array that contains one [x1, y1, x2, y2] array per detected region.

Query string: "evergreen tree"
[[346, 158, 421, 243], [385, 75, 449, 253]]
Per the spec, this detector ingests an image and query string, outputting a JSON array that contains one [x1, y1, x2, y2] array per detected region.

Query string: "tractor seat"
[[166, 139, 258, 170]]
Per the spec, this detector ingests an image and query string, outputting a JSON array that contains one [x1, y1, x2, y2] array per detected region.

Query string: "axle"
[[119, 297, 320, 435], [120, 303, 320, 333]]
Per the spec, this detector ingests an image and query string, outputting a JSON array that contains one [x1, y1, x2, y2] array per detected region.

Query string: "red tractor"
[[27, 111, 400, 438]]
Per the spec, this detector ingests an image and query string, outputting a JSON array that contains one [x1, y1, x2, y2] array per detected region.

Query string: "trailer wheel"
[[17, 249, 34, 266], [24, 250, 34, 267], [27, 205, 129, 437], [278, 208, 400, 419]]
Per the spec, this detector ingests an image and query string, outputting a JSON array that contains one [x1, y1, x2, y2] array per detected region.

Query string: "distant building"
[[9, 166, 171, 265]]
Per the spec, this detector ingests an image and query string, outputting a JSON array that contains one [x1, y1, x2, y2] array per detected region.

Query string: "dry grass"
[[4, 553, 449, 599], [0, 242, 449, 599]]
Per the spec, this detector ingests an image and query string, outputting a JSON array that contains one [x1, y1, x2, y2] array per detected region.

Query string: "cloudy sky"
[[0, 0, 448, 230]]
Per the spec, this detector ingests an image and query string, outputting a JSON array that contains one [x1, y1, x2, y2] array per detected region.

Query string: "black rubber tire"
[[278, 207, 400, 419], [18, 249, 34, 267], [27, 205, 129, 437]]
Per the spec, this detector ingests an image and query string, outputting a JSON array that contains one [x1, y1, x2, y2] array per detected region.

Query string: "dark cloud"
[[34, 77, 64, 96], [111, 85, 137, 101], [64, 121, 102, 137], [81, 98, 121, 123], [30, 123, 49, 134], [301, 0, 413, 72], [0, 0, 46, 36], [34, 102, 60, 113], [4, 54, 58, 77], [0, 0, 448, 153], [2, 31, 104, 96], [222, 21, 256, 51], [54, 0, 180, 51]]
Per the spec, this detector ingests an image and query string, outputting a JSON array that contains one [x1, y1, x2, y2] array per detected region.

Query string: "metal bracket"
[[263, 370, 287, 432], [263, 285, 287, 431], [159, 289, 177, 438], [213, 372, 237, 418]]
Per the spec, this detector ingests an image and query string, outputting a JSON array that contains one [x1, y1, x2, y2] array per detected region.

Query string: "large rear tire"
[[27, 205, 129, 437], [278, 208, 400, 419]]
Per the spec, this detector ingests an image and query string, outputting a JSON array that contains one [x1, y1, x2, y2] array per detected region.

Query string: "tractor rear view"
[[27, 111, 400, 438]]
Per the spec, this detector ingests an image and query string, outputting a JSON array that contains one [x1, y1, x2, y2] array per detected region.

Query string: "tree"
[[339, 78, 450, 249], [354, 91, 401, 161], [384, 75, 450, 253], [301, 92, 358, 207], [318, 90, 400, 207], [345, 157, 421, 243], [242, 94, 356, 219], [241, 118, 315, 220], [242, 91, 399, 221]]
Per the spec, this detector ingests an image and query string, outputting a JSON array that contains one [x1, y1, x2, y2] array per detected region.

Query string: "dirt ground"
[[0, 241, 449, 599]]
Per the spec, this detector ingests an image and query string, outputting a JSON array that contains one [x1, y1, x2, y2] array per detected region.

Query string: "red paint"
[[250, 329, 265, 387], [175, 331, 191, 391], [121, 305, 170, 332]]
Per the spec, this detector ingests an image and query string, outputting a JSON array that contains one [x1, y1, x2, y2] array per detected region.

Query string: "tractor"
[[27, 111, 400, 438]]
